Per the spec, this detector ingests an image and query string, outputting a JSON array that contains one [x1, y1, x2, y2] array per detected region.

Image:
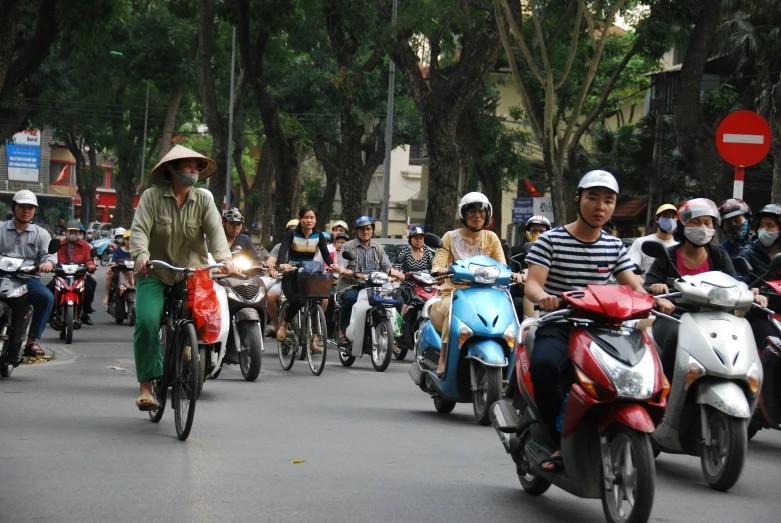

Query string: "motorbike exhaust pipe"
[[490, 399, 521, 453]]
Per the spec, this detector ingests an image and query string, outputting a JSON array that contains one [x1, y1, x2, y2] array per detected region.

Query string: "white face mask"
[[116, 238, 124, 245], [683, 225, 715, 246], [758, 229, 780, 247], [66, 233, 79, 243]]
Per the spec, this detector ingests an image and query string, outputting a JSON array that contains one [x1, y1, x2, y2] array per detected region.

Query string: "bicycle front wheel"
[[307, 303, 327, 376], [173, 323, 199, 441], [149, 324, 171, 422]]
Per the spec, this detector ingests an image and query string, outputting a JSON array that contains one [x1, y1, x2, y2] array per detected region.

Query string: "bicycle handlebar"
[[148, 260, 225, 273]]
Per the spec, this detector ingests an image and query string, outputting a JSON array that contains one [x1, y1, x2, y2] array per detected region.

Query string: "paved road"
[[2, 267, 781, 522]]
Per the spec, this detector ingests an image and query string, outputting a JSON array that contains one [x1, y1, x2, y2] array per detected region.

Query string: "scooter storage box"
[[298, 273, 331, 299]]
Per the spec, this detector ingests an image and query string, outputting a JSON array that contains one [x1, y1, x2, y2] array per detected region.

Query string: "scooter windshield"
[[450, 255, 512, 286], [589, 327, 646, 366]]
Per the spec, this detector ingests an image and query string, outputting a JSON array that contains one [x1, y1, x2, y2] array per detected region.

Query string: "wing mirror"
[[342, 251, 355, 261], [48, 239, 61, 254], [90, 248, 98, 259], [424, 233, 443, 250], [732, 256, 752, 275], [641, 240, 670, 260]]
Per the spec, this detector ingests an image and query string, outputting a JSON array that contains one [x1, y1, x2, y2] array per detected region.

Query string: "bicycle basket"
[[297, 272, 331, 299]]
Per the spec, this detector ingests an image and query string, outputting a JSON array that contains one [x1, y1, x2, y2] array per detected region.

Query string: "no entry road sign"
[[716, 110, 771, 167], [715, 110, 772, 198]]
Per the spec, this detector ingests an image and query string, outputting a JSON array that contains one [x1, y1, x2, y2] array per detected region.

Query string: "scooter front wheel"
[[338, 347, 355, 367], [371, 318, 393, 372], [517, 431, 551, 496], [64, 304, 74, 344], [433, 397, 456, 413], [600, 426, 655, 523], [700, 408, 747, 491], [473, 364, 502, 426]]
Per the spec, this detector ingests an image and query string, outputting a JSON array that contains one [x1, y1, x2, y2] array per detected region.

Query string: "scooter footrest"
[[408, 362, 423, 385]]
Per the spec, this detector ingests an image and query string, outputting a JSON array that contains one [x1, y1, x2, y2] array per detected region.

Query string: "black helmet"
[[334, 232, 349, 242], [755, 204, 781, 228]]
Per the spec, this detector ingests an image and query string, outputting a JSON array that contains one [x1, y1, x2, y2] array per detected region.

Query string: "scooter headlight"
[[705, 284, 741, 307], [468, 264, 499, 284], [746, 361, 762, 395], [234, 256, 252, 273], [0, 257, 23, 272], [591, 342, 655, 400], [6, 283, 28, 298]]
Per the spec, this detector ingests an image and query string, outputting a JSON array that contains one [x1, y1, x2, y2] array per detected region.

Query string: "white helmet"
[[12, 189, 38, 207], [458, 192, 493, 222], [525, 215, 551, 230], [114, 227, 127, 238], [577, 170, 619, 194]]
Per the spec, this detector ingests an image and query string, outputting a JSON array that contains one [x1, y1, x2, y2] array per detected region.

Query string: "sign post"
[[715, 110, 771, 199]]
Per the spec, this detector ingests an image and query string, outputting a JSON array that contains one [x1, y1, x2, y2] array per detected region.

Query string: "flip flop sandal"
[[338, 335, 349, 347], [276, 331, 287, 342], [539, 455, 564, 472], [265, 330, 277, 339], [135, 393, 158, 412], [23, 343, 45, 357]]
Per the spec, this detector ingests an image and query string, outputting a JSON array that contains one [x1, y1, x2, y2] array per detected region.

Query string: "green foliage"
[[44, 207, 62, 228]]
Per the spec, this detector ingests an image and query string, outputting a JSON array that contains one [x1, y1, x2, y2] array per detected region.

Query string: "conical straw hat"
[[149, 145, 217, 186]]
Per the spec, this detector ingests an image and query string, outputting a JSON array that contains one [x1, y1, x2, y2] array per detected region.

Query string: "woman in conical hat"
[[129, 145, 234, 412]]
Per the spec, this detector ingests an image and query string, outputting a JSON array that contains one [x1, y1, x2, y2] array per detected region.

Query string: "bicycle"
[[277, 266, 333, 376], [145, 259, 224, 441]]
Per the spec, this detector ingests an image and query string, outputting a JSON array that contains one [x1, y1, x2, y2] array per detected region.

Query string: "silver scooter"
[[642, 241, 762, 491]]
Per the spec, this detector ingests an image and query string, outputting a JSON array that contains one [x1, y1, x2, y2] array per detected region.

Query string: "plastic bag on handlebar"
[[187, 267, 221, 344]]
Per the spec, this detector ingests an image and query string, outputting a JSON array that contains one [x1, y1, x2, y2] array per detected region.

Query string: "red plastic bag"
[[187, 267, 221, 343]]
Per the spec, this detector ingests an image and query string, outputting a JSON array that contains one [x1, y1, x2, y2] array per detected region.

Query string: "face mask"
[[758, 229, 780, 247], [66, 233, 79, 243], [683, 225, 715, 246], [526, 231, 541, 242], [658, 217, 677, 234], [116, 238, 124, 245], [724, 220, 749, 241], [172, 169, 199, 187]]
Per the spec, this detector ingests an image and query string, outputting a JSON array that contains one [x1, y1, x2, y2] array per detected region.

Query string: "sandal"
[[23, 343, 45, 357], [338, 335, 349, 347], [539, 454, 564, 472], [265, 329, 277, 339], [135, 393, 158, 412]]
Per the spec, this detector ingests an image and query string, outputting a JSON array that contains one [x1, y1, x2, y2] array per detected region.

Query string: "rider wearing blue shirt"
[[223, 207, 262, 262]]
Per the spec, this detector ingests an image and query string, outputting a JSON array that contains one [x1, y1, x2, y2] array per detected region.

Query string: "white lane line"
[[723, 133, 765, 144]]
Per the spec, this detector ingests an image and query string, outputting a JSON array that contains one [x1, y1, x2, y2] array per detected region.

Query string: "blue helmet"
[[322, 231, 332, 242], [355, 216, 375, 229], [407, 225, 424, 244]]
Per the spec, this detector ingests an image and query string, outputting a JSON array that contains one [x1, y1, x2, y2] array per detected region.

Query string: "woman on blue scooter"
[[430, 192, 519, 377]]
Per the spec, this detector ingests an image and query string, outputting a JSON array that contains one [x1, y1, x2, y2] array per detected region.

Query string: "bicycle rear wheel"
[[173, 323, 199, 440], [278, 302, 297, 371], [307, 303, 327, 376]]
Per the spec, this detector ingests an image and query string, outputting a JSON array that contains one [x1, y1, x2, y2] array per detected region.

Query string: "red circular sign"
[[716, 110, 771, 167]]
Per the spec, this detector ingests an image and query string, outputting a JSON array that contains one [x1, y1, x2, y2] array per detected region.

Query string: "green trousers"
[[133, 276, 185, 382]]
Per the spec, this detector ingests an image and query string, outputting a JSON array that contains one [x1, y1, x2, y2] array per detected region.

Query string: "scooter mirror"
[[90, 248, 98, 259], [768, 253, 781, 275], [342, 251, 355, 261], [48, 239, 61, 254], [641, 239, 670, 260], [424, 233, 443, 250], [732, 256, 752, 275], [231, 246, 242, 254]]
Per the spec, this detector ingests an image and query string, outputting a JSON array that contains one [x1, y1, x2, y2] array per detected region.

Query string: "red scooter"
[[394, 271, 439, 360], [490, 285, 669, 523], [735, 254, 781, 439], [51, 262, 90, 344]]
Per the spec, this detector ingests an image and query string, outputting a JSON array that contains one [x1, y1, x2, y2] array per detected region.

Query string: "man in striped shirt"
[[524, 170, 674, 472]]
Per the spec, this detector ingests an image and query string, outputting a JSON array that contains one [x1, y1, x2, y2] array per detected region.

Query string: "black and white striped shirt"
[[525, 226, 635, 297]]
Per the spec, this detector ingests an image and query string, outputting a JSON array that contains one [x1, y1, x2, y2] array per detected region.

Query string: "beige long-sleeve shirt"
[[432, 229, 506, 296], [130, 184, 231, 285]]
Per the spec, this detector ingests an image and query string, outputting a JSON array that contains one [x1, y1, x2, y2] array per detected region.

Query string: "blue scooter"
[[408, 233, 518, 425]]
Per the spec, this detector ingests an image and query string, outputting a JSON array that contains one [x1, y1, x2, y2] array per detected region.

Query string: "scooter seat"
[[421, 296, 441, 320]]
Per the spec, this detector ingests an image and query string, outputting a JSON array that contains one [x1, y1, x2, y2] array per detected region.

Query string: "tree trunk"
[[0, 0, 17, 91], [235, 0, 301, 241], [158, 88, 183, 162], [423, 115, 462, 235], [312, 135, 340, 225], [338, 121, 368, 228], [251, 140, 276, 242], [673, 0, 730, 202], [758, 79, 781, 202]]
